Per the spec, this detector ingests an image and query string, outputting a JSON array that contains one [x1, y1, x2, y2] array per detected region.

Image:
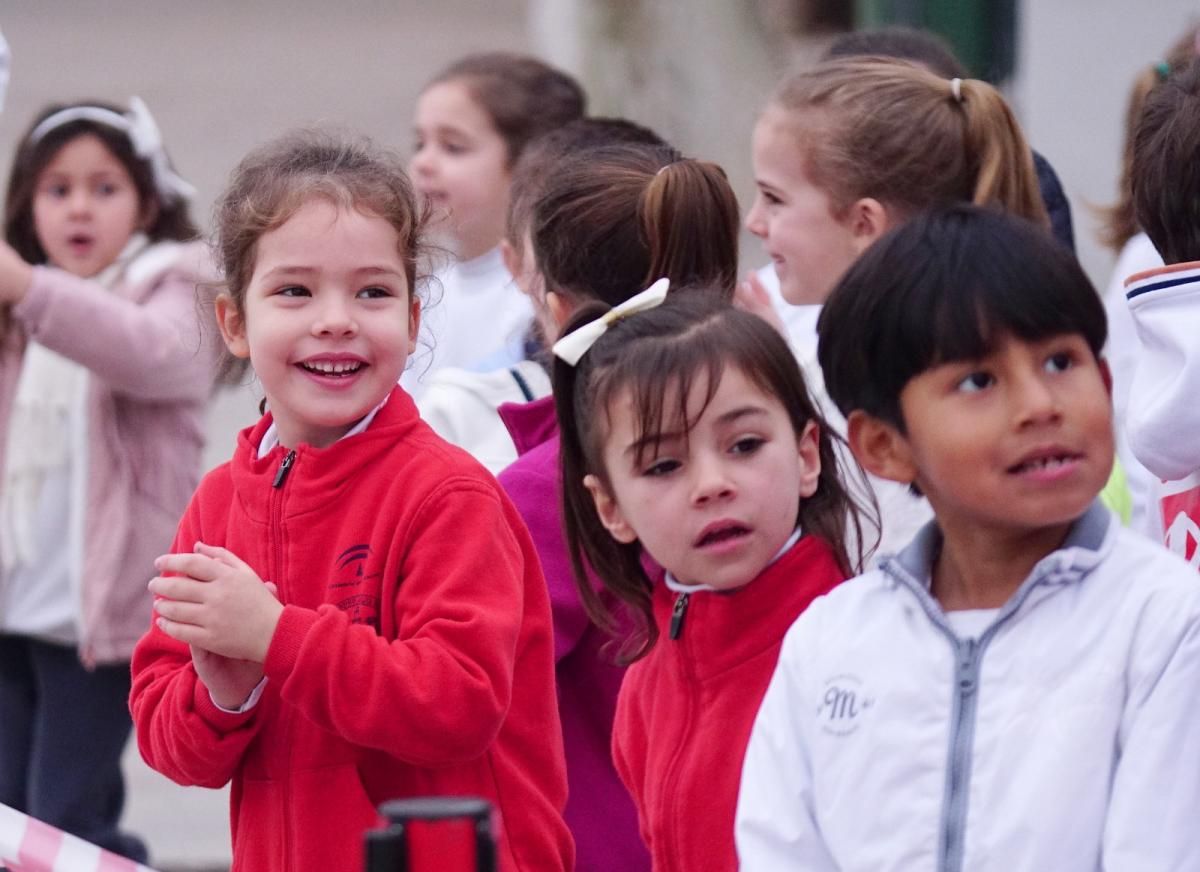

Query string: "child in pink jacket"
[[0, 97, 222, 862]]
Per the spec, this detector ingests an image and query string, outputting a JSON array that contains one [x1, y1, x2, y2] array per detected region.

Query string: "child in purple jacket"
[[497, 122, 740, 870]]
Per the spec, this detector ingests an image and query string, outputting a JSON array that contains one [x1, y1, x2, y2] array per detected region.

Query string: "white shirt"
[[402, 246, 531, 400]]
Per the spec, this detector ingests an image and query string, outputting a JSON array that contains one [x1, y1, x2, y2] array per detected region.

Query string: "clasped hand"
[[149, 542, 283, 664]]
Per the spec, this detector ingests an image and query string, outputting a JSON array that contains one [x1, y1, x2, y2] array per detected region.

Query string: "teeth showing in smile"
[[301, 361, 362, 376], [1012, 455, 1072, 474]]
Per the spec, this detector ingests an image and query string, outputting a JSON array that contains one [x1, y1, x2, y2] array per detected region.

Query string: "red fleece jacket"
[[130, 388, 572, 872], [613, 535, 844, 872]]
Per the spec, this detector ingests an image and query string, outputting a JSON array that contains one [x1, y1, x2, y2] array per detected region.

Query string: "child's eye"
[[643, 458, 681, 477], [43, 183, 69, 198], [1044, 351, 1074, 374], [95, 182, 119, 196], [278, 286, 310, 298], [730, 436, 764, 456], [758, 189, 783, 207], [357, 286, 393, 299], [955, 371, 994, 393], [443, 140, 470, 156]]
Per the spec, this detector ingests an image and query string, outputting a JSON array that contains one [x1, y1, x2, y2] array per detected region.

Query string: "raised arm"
[[9, 244, 219, 402], [1125, 263, 1200, 480]]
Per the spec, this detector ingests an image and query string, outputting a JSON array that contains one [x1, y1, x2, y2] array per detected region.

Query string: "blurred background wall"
[[0, 2, 1196, 868]]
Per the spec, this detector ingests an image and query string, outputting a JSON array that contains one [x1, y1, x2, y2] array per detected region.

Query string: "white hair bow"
[[552, 278, 670, 366], [29, 96, 196, 203]]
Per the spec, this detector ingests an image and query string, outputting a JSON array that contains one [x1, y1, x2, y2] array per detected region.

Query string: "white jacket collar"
[[882, 500, 1114, 605]]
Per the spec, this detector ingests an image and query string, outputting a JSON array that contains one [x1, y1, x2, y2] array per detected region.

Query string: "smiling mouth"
[[1007, 453, 1081, 475], [696, 524, 751, 548], [299, 361, 364, 377]]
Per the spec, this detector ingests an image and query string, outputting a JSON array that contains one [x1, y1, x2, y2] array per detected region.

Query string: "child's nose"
[[313, 297, 358, 336], [67, 189, 92, 215], [409, 146, 436, 178], [690, 456, 735, 504], [745, 196, 768, 238], [1013, 374, 1061, 427]]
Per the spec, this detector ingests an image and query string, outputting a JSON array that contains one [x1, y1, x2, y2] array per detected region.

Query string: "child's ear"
[[407, 294, 421, 347], [846, 410, 917, 486], [214, 294, 250, 359], [139, 199, 160, 233], [499, 237, 521, 279], [583, 473, 638, 544], [846, 197, 891, 253], [546, 290, 574, 332], [1098, 356, 1114, 399], [796, 420, 821, 498]]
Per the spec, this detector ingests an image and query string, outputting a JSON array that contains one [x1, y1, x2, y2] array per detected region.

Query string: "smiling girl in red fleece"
[[129, 131, 571, 872]]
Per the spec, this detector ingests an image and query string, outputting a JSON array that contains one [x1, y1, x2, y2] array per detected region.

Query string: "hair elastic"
[[28, 96, 196, 203], [950, 77, 964, 103], [552, 278, 670, 366]]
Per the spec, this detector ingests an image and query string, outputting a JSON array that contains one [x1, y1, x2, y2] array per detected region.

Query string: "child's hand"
[[734, 271, 787, 338], [190, 643, 268, 711], [0, 241, 33, 305], [150, 542, 284, 664]]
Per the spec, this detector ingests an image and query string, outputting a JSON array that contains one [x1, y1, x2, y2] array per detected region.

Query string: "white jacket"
[[736, 503, 1200, 872], [1125, 261, 1200, 482]]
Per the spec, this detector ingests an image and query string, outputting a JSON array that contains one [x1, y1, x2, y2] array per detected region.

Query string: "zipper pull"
[[272, 449, 296, 489], [669, 592, 691, 641]]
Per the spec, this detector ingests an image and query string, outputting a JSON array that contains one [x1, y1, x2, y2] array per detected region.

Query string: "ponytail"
[[640, 160, 740, 295], [769, 58, 1046, 228], [532, 143, 740, 307], [955, 78, 1048, 226]]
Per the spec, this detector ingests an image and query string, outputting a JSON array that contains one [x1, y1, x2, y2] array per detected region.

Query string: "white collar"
[[664, 527, 803, 594], [256, 394, 390, 459]]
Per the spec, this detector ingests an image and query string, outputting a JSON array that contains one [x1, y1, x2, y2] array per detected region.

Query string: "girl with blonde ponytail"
[[746, 56, 1047, 307], [743, 56, 1051, 562]]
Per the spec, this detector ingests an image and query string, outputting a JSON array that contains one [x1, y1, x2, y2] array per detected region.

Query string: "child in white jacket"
[[1122, 58, 1200, 562], [736, 206, 1200, 872]]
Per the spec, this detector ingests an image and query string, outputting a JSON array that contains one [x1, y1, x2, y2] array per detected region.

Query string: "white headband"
[[552, 278, 671, 366], [29, 96, 196, 203]]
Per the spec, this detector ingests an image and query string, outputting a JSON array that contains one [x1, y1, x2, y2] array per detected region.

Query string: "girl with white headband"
[[552, 289, 872, 871], [0, 98, 222, 862]]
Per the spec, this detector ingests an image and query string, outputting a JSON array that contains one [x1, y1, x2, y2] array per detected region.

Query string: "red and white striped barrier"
[[0, 804, 158, 872]]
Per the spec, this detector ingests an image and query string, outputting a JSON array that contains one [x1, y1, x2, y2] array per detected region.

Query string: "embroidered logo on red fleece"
[[330, 543, 381, 629]]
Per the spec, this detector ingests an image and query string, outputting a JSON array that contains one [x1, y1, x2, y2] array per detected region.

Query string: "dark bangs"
[[585, 295, 810, 476], [819, 205, 1106, 430]]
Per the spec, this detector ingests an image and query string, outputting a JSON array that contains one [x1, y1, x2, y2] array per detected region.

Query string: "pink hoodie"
[[0, 241, 221, 665]]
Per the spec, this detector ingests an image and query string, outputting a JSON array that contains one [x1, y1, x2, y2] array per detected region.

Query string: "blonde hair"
[[768, 57, 1048, 228]]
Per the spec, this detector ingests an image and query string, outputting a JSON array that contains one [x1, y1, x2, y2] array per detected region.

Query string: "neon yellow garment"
[[1100, 458, 1133, 526]]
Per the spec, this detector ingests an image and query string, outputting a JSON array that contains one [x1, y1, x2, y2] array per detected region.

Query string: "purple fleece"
[[498, 397, 649, 872]]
